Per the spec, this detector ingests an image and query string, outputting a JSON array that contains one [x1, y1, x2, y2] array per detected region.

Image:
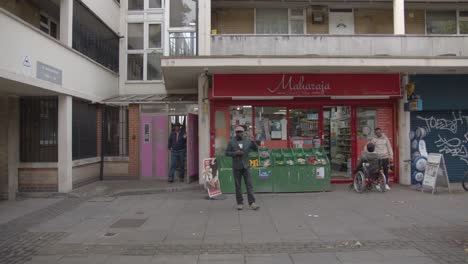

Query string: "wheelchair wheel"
[[376, 171, 387, 193], [353, 171, 366, 193]]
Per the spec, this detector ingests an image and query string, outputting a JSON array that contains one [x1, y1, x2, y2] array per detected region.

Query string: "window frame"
[[254, 8, 306, 35], [126, 22, 164, 82]]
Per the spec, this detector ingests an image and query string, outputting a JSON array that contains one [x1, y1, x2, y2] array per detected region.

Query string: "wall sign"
[[37, 61, 62, 85], [212, 74, 400, 98]]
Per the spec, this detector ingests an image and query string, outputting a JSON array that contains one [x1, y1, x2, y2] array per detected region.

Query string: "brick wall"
[[96, 105, 102, 157], [18, 168, 58, 192], [128, 104, 139, 177]]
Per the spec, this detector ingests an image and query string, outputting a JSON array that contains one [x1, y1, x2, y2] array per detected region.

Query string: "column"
[[60, 0, 74, 47], [198, 74, 210, 184], [7, 97, 19, 200], [393, 0, 405, 35], [398, 75, 411, 185], [58, 95, 73, 192], [198, 0, 211, 55]]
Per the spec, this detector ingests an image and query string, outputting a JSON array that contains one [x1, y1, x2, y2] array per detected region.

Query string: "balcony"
[[211, 34, 468, 57], [0, 8, 118, 101]]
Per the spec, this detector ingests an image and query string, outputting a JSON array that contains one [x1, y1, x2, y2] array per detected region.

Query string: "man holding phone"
[[225, 126, 259, 210]]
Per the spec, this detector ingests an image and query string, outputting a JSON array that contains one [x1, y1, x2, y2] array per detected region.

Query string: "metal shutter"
[[410, 110, 468, 183]]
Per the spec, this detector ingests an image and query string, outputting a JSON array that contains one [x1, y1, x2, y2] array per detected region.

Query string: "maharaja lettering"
[[267, 75, 331, 95]]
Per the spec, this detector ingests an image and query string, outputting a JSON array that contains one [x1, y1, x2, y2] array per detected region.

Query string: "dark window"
[[73, 99, 97, 160], [20, 97, 58, 162], [105, 106, 128, 157], [128, 0, 143, 10], [73, 0, 119, 72]]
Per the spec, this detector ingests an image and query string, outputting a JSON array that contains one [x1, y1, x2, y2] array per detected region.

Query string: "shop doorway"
[[324, 106, 352, 179]]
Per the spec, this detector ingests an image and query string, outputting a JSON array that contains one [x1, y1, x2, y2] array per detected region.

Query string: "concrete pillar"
[[393, 0, 405, 35], [399, 75, 411, 185], [7, 97, 19, 200], [60, 0, 73, 47], [198, 74, 210, 184], [58, 95, 73, 192], [198, 0, 211, 55]]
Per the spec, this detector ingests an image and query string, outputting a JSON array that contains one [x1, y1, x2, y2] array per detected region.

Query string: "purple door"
[[140, 115, 168, 179], [187, 113, 199, 180]]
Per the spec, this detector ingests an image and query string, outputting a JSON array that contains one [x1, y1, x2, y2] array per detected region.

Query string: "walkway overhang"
[[103, 94, 198, 105], [161, 55, 468, 91]]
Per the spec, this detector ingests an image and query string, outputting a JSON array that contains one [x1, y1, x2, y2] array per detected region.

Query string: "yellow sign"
[[250, 159, 259, 167]]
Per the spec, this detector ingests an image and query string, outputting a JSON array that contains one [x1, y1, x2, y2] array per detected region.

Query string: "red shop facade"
[[210, 74, 401, 184]]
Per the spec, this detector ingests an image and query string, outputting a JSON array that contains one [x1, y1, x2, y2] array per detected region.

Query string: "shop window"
[[214, 106, 252, 155], [72, 100, 97, 160], [105, 106, 128, 157], [426, 10, 457, 34], [170, 0, 197, 28], [255, 107, 288, 149], [73, 0, 119, 72], [20, 97, 58, 162], [289, 109, 319, 148]]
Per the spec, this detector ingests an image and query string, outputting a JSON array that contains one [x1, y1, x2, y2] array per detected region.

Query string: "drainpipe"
[[99, 105, 106, 181]]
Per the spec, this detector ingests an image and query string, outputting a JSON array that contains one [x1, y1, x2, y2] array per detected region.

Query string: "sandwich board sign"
[[422, 153, 451, 194]]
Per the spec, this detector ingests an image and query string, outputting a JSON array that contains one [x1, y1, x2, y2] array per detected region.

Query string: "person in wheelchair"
[[353, 143, 384, 191]]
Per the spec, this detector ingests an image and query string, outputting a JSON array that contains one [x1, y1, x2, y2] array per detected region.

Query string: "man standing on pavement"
[[168, 123, 186, 183], [225, 126, 260, 210], [370, 127, 393, 190]]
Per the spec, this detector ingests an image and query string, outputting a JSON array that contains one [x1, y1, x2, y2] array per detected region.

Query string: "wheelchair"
[[353, 159, 387, 193]]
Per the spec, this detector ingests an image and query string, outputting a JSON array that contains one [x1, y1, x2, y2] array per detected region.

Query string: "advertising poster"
[[202, 158, 222, 198]]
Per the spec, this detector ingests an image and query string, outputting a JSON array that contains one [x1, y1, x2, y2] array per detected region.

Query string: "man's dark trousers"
[[169, 150, 185, 181], [233, 168, 255, 205]]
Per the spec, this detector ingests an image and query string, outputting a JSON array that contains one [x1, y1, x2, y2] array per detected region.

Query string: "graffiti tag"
[[434, 133, 468, 165], [416, 111, 467, 134]]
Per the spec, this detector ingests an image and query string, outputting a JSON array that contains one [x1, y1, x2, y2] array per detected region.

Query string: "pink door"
[[187, 113, 199, 181], [140, 115, 168, 179]]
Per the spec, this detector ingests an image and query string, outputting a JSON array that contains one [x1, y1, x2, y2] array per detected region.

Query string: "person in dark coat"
[[225, 126, 259, 210], [168, 123, 186, 183]]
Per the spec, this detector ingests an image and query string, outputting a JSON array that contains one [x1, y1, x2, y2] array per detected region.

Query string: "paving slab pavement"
[[0, 183, 466, 264]]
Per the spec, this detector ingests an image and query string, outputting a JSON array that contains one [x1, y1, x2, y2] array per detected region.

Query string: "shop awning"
[[103, 94, 198, 105], [161, 55, 468, 91]]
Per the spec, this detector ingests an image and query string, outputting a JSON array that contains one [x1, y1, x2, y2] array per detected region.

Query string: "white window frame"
[[127, 22, 164, 82], [289, 8, 306, 34], [39, 12, 59, 39]]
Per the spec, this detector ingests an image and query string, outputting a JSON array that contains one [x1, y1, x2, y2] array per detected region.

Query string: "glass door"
[[324, 106, 352, 179]]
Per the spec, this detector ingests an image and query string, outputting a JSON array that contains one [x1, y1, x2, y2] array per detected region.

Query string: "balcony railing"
[[211, 34, 468, 57], [169, 32, 197, 56]]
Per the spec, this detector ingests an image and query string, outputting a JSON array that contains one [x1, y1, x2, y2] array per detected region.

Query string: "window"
[[72, 100, 97, 160], [73, 0, 119, 72], [147, 52, 163, 80], [256, 9, 288, 34], [128, 0, 143, 10], [255, 107, 288, 149], [105, 106, 128, 157], [460, 11, 468, 34], [426, 10, 457, 34], [290, 8, 305, 34], [149, 0, 162, 9], [128, 23, 144, 50], [39, 13, 59, 39], [169, 32, 197, 56], [20, 97, 58, 162], [170, 0, 197, 27], [127, 23, 163, 81], [148, 24, 162, 48]]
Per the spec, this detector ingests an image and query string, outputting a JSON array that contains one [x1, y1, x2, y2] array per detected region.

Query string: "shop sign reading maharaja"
[[211, 74, 401, 98]]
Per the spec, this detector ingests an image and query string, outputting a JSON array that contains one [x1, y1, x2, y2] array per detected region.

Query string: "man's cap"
[[234, 126, 244, 132]]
